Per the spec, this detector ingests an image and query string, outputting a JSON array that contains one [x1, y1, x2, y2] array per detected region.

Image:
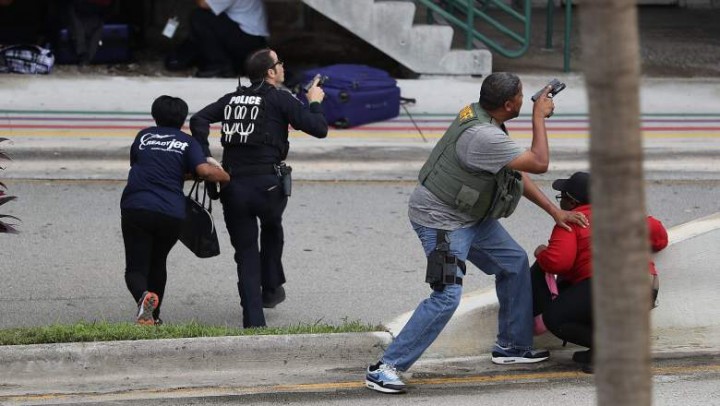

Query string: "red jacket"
[[535, 205, 669, 285]]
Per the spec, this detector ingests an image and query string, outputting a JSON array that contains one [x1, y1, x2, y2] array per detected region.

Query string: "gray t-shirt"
[[207, 0, 269, 37], [408, 122, 523, 230]]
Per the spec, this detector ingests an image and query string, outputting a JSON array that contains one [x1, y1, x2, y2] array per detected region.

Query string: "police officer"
[[190, 48, 327, 328]]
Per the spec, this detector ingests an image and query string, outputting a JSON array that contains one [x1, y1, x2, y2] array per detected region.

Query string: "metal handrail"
[[419, 0, 531, 58], [544, 0, 573, 72], [417, 0, 573, 72]]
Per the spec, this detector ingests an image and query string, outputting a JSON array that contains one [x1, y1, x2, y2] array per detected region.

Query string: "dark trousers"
[[189, 9, 267, 73], [530, 262, 554, 317], [542, 278, 593, 349], [121, 208, 183, 319], [65, 0, 108, 64], [220, 174, 287, 328]]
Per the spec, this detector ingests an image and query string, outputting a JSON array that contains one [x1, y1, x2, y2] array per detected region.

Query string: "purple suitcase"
[[302, 64, 401, 128]]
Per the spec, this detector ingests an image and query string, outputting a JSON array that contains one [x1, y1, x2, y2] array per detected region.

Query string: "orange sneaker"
[[136, 291, 159, 326]]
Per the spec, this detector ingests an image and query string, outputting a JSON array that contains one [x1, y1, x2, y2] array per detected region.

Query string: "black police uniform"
[[190, 81, 328, 327]]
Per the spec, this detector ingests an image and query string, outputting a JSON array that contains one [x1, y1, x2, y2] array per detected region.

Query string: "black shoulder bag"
[[179, 180, 220, 258]]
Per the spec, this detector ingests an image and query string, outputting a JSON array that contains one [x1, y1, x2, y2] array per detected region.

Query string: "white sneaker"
[[365, 363, 407, 394]]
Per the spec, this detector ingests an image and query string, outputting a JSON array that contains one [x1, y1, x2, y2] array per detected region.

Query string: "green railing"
[[544, 0, 573, 72], [417, 0, 573, 72]]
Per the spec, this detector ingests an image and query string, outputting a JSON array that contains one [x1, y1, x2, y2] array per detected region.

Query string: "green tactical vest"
[[418, 103, 524, 221]]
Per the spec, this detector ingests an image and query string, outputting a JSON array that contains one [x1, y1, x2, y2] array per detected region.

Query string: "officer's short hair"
[[479, 72, 521, 111], [246, 48, 275, 82], [151, 95, 188, 129]]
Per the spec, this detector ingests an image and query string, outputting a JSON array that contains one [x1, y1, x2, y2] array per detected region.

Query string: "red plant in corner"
[[0, 137, 19, 233]]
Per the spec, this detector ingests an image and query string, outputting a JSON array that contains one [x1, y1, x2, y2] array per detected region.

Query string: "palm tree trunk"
[[578, 1, 650, 405]]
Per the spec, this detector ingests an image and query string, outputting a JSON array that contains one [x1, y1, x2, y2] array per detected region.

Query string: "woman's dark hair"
[[151, 95, 188, 129], [479, 72, 521, 110], [245, 48, 275, 83]]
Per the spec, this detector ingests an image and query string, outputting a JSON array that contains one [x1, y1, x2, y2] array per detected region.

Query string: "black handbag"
[[179, 180, 220, 258]]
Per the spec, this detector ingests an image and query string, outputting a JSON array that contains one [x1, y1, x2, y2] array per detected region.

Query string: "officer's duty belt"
[[226, 164, 277, 176]]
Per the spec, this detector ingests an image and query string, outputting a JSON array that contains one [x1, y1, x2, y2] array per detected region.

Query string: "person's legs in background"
[[188, 8, 237, 77], [66, 0, 109, 65], [221, 14, 267, 75]]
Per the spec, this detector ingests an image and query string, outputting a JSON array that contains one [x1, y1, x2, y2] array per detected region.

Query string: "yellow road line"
[[4, 363, 719, 403]]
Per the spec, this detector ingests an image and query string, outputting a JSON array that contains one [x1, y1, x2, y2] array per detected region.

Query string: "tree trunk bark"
[[578, 1, 651, 405]]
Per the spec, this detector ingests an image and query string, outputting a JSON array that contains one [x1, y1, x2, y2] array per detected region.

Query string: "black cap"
[[552, 172, 590, 204]]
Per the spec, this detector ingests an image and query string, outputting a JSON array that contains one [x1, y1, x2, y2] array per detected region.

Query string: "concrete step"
[[302, 0, 492, 76]]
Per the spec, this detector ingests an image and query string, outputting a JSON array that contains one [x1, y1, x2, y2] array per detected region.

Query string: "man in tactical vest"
[[365, 73, 589, 394], [190, 49, 327, 328]]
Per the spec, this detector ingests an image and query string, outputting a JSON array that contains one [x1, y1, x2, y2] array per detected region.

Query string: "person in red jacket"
[[532, 171, 668, 371]]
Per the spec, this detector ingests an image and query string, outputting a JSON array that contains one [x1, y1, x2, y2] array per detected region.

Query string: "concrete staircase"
[[302, 0, 492, 76]]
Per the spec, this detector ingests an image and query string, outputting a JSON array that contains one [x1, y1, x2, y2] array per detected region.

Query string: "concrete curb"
[[386, 212, 720, 359], [0, 332, 391, 396]]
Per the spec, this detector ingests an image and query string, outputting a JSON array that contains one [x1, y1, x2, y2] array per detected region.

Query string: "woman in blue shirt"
[[121, 95, 229, 325]]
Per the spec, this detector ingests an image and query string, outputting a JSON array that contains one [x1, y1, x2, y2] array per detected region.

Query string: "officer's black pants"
[[220, 174, 287, 328], [189, 8, 267, 73], [121, 208, 182, 320]]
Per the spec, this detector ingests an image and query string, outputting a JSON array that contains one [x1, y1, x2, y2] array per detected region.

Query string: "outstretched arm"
[[280, 88, 328, 139], [189, 98, 226, 157]]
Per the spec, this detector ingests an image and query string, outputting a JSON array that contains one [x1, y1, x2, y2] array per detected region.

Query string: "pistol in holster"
[[275, 162, 292, 196], [425, 230, 466, 292]]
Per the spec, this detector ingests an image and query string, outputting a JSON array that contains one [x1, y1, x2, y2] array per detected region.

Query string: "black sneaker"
[[262, 286, 286, 309], [491, 345, 550, 365], [572, 349, 592, 364]]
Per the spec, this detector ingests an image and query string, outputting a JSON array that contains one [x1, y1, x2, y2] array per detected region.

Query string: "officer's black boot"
[[237, 281, 266, 328], [262, 285, 286, 309]]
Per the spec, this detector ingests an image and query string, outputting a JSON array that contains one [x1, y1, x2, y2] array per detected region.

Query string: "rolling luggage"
[[55, 24, 131, 64], [301, 64, 401, 128]]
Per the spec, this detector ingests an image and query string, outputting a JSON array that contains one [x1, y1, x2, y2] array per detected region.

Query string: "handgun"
[[531, 78, 566, 102], [304, 74, 329, 92]]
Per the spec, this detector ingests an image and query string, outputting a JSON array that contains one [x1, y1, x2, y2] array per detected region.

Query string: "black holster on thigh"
[[425, 230, 465, 292]]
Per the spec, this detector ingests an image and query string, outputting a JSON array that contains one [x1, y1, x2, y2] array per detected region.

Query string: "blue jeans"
[[382, 219, 533, 371]]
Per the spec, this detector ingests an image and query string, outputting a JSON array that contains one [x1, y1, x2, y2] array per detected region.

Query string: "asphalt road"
[[1, 179, 718, 329], [27, 356, 720, 405]]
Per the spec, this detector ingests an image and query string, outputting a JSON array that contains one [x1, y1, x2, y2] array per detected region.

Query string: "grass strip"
[[0, 319, 383, 346]]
